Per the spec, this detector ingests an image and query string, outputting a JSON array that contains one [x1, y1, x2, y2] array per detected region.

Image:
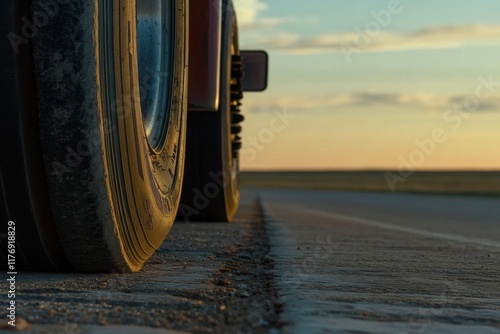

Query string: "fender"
[[188, 0, 222, 111]]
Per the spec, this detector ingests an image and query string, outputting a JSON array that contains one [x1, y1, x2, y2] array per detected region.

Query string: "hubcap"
[[136, 0, 174, 150]]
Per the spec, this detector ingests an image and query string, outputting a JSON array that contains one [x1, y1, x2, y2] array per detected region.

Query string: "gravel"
[[1, 191, 282, 334]]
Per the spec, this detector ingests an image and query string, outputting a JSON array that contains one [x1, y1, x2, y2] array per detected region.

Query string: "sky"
[[234, 0, 500, 171]]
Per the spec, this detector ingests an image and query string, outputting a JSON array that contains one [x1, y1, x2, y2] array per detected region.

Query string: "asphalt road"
[[2, 189, 500, 333], [259, 189, 500, 334]]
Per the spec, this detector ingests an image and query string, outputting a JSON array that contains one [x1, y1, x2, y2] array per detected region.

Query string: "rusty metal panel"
[[188, 0, 221, 111]]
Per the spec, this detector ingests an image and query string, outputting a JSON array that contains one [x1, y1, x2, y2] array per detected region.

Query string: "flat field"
[[240, 171, 500, 197]]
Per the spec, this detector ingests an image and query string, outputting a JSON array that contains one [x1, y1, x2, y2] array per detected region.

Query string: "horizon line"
[[241, 169, 500, 173]]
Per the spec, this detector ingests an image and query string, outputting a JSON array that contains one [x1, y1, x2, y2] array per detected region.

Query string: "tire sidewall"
[[32, 0, 188, 271], [103, 0, 188, 268], [220, 4, 240, 220]]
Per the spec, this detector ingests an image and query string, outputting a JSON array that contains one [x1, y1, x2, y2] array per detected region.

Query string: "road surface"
[[1, 189, 500, 333], [1, 193, 278, 333], [259, 189, 500, 334]]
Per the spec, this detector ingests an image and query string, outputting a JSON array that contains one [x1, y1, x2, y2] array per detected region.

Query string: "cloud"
[[232, 0, 268, 27], [244, 92, 500, 113], [248, 25, 500, 54], [233, 0, 314, 32], [239, 17, 304, 31]]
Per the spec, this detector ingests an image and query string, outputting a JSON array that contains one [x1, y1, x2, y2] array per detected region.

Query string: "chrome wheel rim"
[[136, 0, 174, 150]]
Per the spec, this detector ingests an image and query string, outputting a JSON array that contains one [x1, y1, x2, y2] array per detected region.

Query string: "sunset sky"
[[234, 0, 500, 170]]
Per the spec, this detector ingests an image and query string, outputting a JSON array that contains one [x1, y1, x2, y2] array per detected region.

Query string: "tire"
[[0, 0, 69, 271], [0, 0, 188, 272], [178, 1, 242, 222]]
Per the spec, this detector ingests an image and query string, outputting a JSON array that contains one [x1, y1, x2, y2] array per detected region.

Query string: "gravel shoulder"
[[1, 190, 281, 334]]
